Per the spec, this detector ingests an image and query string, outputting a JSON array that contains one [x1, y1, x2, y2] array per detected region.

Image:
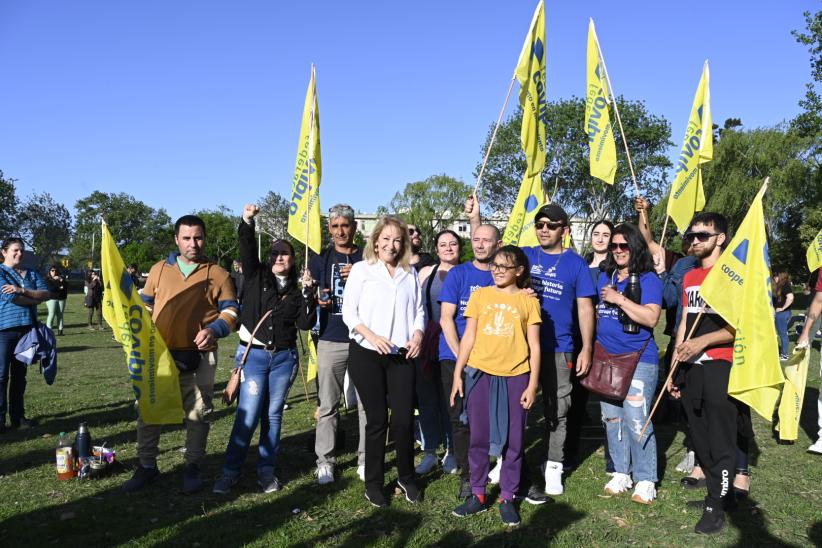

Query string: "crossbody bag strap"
[[238, 309, 274, 367], [424, 262, 439, 322]]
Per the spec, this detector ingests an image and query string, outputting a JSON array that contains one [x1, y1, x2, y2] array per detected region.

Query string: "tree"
[[18, 192, 72, 268], [476, 98, 672, 238], [791, 8, 822, 155], [0, 171, 19, 237], [256, 190, 291, 240], [193, 206, 241, 270], [384, 174, 473, 252]]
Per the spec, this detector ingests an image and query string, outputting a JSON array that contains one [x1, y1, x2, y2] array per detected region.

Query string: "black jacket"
[[238, 220, 316, 348], [46, 276, 68, 300]]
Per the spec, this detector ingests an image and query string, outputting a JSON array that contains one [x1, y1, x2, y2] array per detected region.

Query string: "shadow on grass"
[[296, 506, 422, 547], [471, 500, 585, 547], [726, 496, 801, 547], [809, 521, 822, 546], [55, 345, 93, 353], [800, 386, 820, 442]]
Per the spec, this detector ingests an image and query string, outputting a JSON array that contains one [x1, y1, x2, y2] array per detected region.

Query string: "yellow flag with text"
[[667, 61, 712, 233], [807, 228, 822, 273], [101, 222, 183, 425], [514, 0, 547, 177], [502, 173, 547, 247], [776, 348, 810, 441], [305, 335, 319, 382], [585, 19, 617, 184], [288, 65, 322, 254], [699, 180, 784, 420]]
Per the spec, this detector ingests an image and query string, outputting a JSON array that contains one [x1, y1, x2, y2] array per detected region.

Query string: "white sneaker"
[[543, 460, 564, 496], [441, 451, 458, 474], [316, 463, 334, 485], [415, 452, 438, 474], [604, 472, 633, 495], [808, 439, 822, 455], [357, 465, 365, 481], [487, 457, 503, 484], [675, 450, 695, 474], [631, 480, 657, 504]]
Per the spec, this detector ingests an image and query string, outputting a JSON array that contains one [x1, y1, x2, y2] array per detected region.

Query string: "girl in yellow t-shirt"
[[449, 245, 542, 527]]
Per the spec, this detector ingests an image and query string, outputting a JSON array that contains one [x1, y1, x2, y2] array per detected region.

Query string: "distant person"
[[772, 268, 794, 360], [408, 224, 437, 271], [231, 260, 245, 305], [123, 215, 239, 494], [45, 265, 68, 336], [797, 271, 822, 455], [586, 219, 613, 287], [84, 271, 104, 330], [126, 263, 142, 289], [0, 237, 50, 431]]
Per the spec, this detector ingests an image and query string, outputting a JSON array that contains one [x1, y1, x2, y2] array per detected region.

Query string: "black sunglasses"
[[609, 242, 630, 252], [535, 221, 564, 230], [683, 231, 719, 243], [408, 228, 420, 235]]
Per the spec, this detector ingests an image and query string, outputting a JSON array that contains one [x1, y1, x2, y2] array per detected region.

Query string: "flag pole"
[[474, 76, 517, 195], [639, 308, 705, 438], [305, 63, 317, 267], [659, 215, 671, 247]]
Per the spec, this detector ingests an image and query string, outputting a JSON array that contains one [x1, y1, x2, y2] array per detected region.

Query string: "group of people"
[[0, 194, 819, 536]]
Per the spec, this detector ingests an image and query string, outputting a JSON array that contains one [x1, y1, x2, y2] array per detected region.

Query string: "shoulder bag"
[[222, 309, 273, 405], [580, 337, 651, 401]]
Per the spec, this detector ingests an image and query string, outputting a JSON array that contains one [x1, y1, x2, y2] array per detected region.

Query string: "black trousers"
[[348, 342, 415, 488], [440, 360, 470, 482], [681, 359, 737, 508]]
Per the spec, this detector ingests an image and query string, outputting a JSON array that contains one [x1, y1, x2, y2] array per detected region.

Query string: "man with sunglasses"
[[407, 224, 437, 272], [667, 212, 740, 534], [521, 204, 595, 496]]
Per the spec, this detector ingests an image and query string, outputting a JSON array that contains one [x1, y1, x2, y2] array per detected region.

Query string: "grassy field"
[[0, 292, 820, 547]]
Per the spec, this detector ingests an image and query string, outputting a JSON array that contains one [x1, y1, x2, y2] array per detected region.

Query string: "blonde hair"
[[365, 215, 412, 271]]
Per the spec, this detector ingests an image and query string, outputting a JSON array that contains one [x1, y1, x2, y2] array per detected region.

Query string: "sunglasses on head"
[[609, 242, 630, 252], [535, 221, 564, 230], [683, 231, 719, 243]]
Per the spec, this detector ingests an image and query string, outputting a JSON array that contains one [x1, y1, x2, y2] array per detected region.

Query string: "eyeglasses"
[[609, 242, 630, 252], [535, 221, 564, 230], [683, 231, 719, 243], [408, 228, 420, 235], [490, 262, 517, 272]]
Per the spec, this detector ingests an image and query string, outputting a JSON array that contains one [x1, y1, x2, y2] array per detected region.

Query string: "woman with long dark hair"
[[84, 270, 103, 330], [45, 265, 68, 336], [772, 268, 794, 360], [594, 223, 663, 504], [586, 219, 614, 287], [213, 204, 317, 495]]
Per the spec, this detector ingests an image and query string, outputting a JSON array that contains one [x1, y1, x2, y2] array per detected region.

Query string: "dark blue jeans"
[[0, 328, 28, 426], [775, 310, 791, 355], [222, 345, 298, 477]]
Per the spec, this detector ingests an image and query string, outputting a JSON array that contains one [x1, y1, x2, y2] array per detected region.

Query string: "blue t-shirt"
[[437, 262, 493, 361], [308, 247, 364, 342], [524, 248, 596, 353], [595, 271, 662, 364], [0, 265, 48, 330]]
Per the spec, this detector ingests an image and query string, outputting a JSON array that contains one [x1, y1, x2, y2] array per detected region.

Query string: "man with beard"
[[668, 212, 738, 534], [408, 224, 437, 271]]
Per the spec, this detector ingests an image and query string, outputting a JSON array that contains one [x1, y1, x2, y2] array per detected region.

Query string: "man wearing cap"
[[521, 204, 596, 496]]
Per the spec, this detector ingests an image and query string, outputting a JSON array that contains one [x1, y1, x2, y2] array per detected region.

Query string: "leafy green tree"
[[476, 99, 672, 236], [0, 171, 19, 237], [18, 192, 72, 268], [193, 206, 241, 270]]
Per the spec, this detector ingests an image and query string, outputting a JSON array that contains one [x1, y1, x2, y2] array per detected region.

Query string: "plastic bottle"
[[56, 432, 75, 480], [621, 273, 642, 334]]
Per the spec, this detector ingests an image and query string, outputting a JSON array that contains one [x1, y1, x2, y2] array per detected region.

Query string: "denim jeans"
[[222, 346, 298, 477], [0, 328, 28, 426], [414, 358, 452, 452], [774, 310, 791, 355], [600, 360, 658, 483], [46, 299, 66, 331]]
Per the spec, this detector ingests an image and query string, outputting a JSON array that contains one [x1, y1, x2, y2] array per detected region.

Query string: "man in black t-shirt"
[[408, 224, 436, 272], [308, 203, 367, 485]]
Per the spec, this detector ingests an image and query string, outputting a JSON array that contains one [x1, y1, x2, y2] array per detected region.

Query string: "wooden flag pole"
[[639, 309, 705, 438], [474, 76, 517, 195], [659, 215, 671, 248]]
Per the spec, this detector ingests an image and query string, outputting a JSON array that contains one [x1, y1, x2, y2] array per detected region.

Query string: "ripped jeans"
[[600, 360, 658, 483]]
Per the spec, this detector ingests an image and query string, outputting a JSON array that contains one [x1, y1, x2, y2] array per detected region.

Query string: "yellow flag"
[[101, 222, 183, 425], [288, 65, 322, 254], [807, 228, 822, 273], [776, 348, 810, 441], [563, 231, 575, 250], [305, 335, 319, 382], [585, 19, 617, 184], [514, 0, 547, 177], [667, 61, 712, 233], [502, 173, 547, 247], [699, 180, 784, 420]]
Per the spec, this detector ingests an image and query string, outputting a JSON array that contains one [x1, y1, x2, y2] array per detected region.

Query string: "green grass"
[[1, 293, 820, 546]]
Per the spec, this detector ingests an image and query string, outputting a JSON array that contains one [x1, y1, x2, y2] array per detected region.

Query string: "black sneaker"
[[122, 465, 159, 493], [365, 486, 388, 508], [694, 505, 726, 535], [523, 485, 552, 505], [258, 475, 282, 494], [182, 463, 203, 494], [498, 499, 520, 526], [397, 480, 422, 503], [458, 479, 472, 500], [453, 495, 488, 517]]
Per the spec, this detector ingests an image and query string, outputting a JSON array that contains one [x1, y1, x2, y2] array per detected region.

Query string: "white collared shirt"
[[342, 259, 426, 351]]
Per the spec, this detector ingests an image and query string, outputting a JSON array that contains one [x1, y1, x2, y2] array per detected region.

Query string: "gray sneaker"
[[122, 465, 159, 493], [212, 474, 239, 495], [182, 463, 203, 495], [258, 475, 282, 494]]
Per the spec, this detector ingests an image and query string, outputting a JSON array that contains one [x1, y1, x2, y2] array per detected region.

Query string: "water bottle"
[[56, 432, 75, 480], [75, 423, 92, 478], [621, 273, 642, 334]]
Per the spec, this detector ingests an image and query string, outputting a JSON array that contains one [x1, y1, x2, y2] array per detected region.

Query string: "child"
[[449, 245, 542, 527]]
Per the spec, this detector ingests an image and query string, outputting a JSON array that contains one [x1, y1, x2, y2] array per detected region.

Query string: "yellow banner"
[[585, 19, 617, 185], [776, 348, 810, 441], [288, 65, 323, 254], [502, 172, 546, 247], [667, 61, 712, 233], [514, 0, 547, 177], [699, 180, 784, 420], [305, 335, 319, 382], [101, 222, 183, 425], [807, 228, 822, 273]]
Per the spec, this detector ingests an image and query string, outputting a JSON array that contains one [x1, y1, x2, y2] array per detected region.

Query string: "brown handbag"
[[580, 338, 651, 400], [222, 309, 273, 405]]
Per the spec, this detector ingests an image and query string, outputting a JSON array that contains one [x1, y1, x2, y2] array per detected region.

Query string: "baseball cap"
[[534, 204, 569, 225]]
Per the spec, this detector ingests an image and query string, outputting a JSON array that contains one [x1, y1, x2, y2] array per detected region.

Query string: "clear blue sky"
[[1, 1, 816, 220]]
